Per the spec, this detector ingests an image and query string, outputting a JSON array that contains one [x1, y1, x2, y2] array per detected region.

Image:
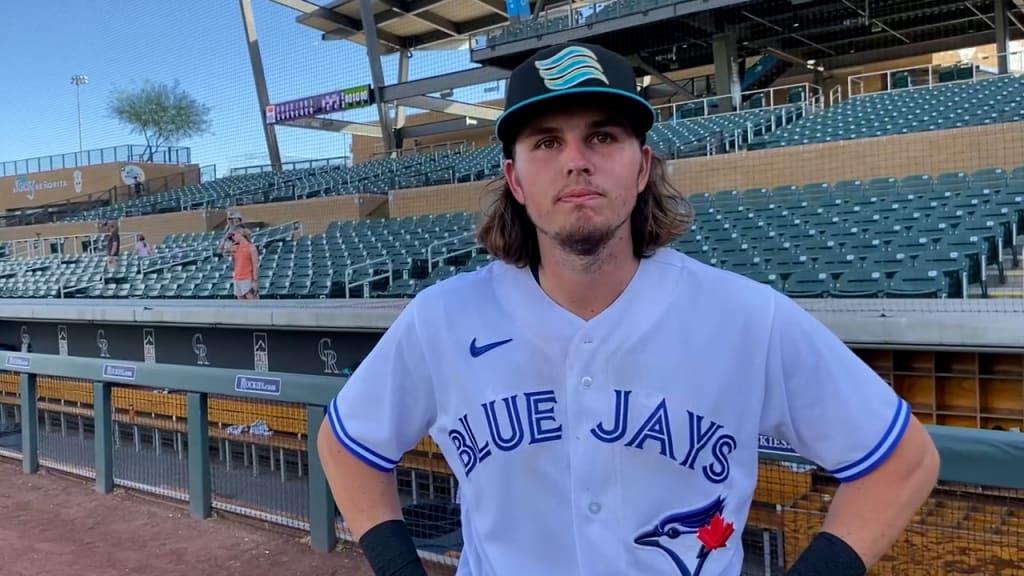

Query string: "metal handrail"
[[0, 232, 139, 260], [343, 257, 393, 298], [427, 232, 475, 273], [253, 220, 301, 248], [652, 83, 822, 122], [140, 246, 209, 276], [59, 272, 108, 299], [847, 49, 1024, 98]]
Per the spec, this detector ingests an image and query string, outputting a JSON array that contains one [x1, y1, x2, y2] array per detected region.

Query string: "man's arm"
[[316, 419, 403, 540], [818, 415, 939, 568]]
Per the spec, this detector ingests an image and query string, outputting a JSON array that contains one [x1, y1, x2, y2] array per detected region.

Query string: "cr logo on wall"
[[319, 338, 340, 374], [120, 165, 146, 185], [192, 333, 209, 366], [97, 329, 110, 358]]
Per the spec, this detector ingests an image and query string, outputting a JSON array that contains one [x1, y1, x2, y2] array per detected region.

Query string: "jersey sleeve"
[[759, 293, 910, 482], [326, 300, 437, 472]]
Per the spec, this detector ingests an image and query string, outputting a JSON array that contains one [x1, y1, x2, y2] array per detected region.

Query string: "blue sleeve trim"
[[327, 398, 399, 473], [829, 399, 910, 482]]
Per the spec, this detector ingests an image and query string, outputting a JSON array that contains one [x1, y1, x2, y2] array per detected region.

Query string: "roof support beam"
[[821, 30, 1016, 70], [838, 0, 910, 44], [996, 0, 1010, 74], [399, 117, 494, 140], [630, 56, 695, 99], [395, 95, 503, 120], [303, 7, 406, 50], [379, 66, 509, 102], [279, 117, 383, 138], [377, 0, 458, 36], [468, 0, 507, 16], [359, 0, 398, 151], [239, 0, 283, 172]]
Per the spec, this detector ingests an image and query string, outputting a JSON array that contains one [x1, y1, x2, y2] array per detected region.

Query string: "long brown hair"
[[476, 153, 693, 268]]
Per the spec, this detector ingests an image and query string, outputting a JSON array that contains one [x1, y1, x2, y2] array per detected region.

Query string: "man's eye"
[[536, 138, 557, 149], [592, 132, 613, 144]]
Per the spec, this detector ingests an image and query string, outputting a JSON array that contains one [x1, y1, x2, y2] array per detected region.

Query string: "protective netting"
[[0, 372, 21, 457], [111, 386, 190, 500], [36, 376, 95, 478], [208, 394, 310, 529]]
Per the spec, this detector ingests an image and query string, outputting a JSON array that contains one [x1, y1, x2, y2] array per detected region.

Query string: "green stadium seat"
[[885, 269, 947, 298], [783, 270, 833, 298], [832, 269, 886, 298]]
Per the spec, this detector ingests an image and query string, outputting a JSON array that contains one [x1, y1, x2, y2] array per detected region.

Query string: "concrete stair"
[[970, 235, 1024, 298]]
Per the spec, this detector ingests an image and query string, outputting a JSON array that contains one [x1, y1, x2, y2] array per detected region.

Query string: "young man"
[[229, 227, 259, 300], [318, 43, 939, 576]]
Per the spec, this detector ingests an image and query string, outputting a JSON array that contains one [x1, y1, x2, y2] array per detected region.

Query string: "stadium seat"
[[885, 269, 947, 298], [832, 269, 886, 298]]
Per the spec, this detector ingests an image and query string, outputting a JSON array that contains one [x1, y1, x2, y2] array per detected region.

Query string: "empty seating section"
[[0, 213, 483, 299], [759, 74, 1024, 148], [58, 109, 794, 224], [674, 166, 1024, 299], [649, 105, 803, 154], [1, 165, 1020, 300]]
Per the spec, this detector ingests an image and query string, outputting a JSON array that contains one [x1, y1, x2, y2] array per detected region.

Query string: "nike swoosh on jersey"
[[469, 337, 513, 358]]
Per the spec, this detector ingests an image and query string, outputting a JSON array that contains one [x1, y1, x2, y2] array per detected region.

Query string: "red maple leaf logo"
[[697, 513, 735, 552]]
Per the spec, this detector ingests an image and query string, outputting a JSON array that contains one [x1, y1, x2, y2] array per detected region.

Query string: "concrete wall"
[[0, 163, 200, 212], [388, 181, 497, 218], [668, 121, 1024, 196], [233, 194, 388, 234], [120, 210, 223, 247]]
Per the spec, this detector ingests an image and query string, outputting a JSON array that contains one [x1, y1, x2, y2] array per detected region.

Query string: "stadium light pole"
[[71, 74, 89, 159]]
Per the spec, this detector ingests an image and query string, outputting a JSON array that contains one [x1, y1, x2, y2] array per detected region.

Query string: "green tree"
[[108, 80, 211, 162]]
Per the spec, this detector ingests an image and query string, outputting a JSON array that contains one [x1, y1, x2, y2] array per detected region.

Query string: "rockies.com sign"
[[234, 375, 281, 396]]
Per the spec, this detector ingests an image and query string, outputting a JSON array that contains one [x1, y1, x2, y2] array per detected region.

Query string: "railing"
[[0, 232, 139, 260], [427, 232, 475, 273], [230, 156, 353, 176], [253, 220, 302, 248], [848, 50, 1024, 98], [138, 246, 209, 276], [470, 0, 698, 51], [371, 140, 473, 160], [0, 350, 342, 554], [58, 272, 108, 299], [1, 345, 1022, 569], [829, 84, 843, 106], [1, 145, 191, 177], [343, 257, 394, 298], [651, 83, 823, 123]]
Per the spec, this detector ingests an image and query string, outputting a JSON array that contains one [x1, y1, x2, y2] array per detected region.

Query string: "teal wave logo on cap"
[[535, 46, 609, 90]]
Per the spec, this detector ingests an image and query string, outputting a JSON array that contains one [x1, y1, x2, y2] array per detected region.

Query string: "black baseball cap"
[[495, 42, 656, 158]]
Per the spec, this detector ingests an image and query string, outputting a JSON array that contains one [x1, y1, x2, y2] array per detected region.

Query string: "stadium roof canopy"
[[471, 0, 1024, 73], [283, 0, 510, 52], [254, 0, 1023, 155]]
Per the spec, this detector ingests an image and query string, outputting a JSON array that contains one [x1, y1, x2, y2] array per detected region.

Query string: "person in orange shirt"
[[229, 227, 260, 300]]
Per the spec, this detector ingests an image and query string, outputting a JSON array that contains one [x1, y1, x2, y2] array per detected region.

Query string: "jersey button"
[[581, 376, 592, 388], [583, 335, 593, 344], [588, 502, 602, 515]]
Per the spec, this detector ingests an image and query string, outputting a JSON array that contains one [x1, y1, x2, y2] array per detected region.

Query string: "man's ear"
[[503, 158, 527, 205], [636, 144, 653, 193]]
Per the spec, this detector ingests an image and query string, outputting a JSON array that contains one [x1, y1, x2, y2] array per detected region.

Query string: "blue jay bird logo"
[[534, 46, 609, 90], [633, 496, 735, 576]]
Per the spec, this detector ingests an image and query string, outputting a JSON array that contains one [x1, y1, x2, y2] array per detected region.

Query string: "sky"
[[0, 1, 497, 177]]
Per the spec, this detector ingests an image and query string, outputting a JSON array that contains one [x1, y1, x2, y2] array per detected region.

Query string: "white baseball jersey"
[[328, 247, 909, 576]]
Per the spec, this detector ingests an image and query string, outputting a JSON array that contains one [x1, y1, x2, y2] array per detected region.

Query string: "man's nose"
[[562, 138, 592, 176]]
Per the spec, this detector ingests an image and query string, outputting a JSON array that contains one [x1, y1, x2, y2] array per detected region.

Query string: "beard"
[[540, 211, 631, 258]]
